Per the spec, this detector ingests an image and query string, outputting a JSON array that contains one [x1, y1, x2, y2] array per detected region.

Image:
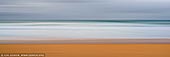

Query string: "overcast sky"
[[0, 0, 170, 20]]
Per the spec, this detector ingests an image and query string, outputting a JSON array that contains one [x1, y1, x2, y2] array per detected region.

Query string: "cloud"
[[0, 0, 170, 20]]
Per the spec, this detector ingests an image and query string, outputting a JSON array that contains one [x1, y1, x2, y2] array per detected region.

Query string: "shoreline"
[[0, 39, 170, 44]]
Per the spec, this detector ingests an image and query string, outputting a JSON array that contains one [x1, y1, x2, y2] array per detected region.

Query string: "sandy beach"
[[0, 44, 170, 57], [0, 39, 170, 57]]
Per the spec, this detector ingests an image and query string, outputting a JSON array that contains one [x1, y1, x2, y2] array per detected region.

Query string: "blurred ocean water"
[[0, 20, 170, 40]]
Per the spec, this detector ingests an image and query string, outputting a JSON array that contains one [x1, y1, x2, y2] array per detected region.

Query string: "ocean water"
[[0, 20, 170, 40]]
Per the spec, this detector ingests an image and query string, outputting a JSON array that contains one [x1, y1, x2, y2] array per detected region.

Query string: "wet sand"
[[0, 44, 170, 57], [0, 39, 170, 44]]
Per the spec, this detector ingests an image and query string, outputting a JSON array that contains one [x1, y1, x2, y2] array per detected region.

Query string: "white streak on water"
[[0, 21, 170, 40]]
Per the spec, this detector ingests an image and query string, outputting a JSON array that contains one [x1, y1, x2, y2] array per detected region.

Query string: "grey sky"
[[0, 0, 170, 20]]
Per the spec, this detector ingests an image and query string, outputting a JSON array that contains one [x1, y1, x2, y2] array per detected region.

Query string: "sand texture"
[[0, 44, 170, 57]]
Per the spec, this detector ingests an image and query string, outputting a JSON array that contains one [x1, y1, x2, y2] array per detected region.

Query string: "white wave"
[[0, 22, 168, 27], [0, 22, 170, 39], [0, 27, 170, 39]]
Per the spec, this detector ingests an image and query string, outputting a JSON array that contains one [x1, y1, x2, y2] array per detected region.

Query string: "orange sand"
[[0, 44, 170, 57]]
